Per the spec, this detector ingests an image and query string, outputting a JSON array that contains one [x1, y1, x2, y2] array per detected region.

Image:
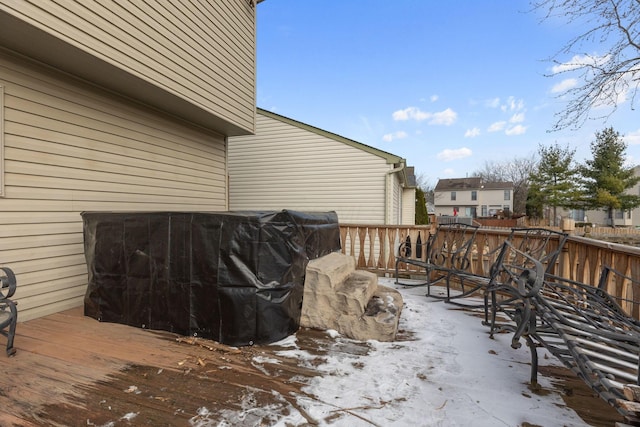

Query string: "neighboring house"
[[434, 177, 514, 218], [565, 165, 640, 227], [0, 2, 257, 321], [228, 109, 416, 225]]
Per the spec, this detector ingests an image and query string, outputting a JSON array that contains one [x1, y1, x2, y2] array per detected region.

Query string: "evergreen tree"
[[415, 187, 429, 225], [525, 182, 544, 222], [580, 127, 640, 226], [529, 143, 580, 225]]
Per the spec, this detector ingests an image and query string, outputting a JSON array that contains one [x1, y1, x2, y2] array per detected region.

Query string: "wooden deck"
[[0, 307, 365, 427], [0, 306, 624, 427]]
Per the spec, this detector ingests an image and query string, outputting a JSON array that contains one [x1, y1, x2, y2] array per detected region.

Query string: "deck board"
[[0, 305, 624, 426], [0, 307, 338, 426]]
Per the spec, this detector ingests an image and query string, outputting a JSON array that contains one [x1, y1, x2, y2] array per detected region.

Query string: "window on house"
[[481, 205, 487, 217], [0, 85, 4, 197], [504, 190, 510, 201], [451, 191, 456, 201], [471, 190, 477, 201], [615, 210, 624, 219]]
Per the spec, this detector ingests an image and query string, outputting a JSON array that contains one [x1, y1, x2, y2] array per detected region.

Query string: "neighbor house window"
[[504, 190, 510, 201], [0, 85, 4, 197], [471, 190, 477, 201], [451, 191, 456, 201]]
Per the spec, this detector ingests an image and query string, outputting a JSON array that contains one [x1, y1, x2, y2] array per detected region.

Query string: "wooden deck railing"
[[339, 223, 640, 320]]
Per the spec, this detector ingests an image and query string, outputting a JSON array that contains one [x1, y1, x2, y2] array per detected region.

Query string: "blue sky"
[[255, 1, 640, 186]]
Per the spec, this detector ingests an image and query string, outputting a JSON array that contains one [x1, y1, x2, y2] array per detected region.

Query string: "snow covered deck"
[[0, 279, 621, 426]]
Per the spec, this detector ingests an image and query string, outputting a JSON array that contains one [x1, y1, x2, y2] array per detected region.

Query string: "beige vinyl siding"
[[0, 51, 227, 322], [229, 114, 388, 224], [0, 83, 3, 197], [402, 188, 415, 225], [392, 173, 401, 224], [0, 0, 255, 134]]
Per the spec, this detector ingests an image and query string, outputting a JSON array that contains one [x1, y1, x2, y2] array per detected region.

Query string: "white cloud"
[[430, 94, 439, 102], [436, 147, 472, 161], [485, 98, 500, 108], [550, 54, 630, 110], [465, 127, 481, 138], [551, 54, 609, 74], [487, 121, 506, 132], [392, 107, 430, 121], [509, 113, 525, 123], [392, 107, 457, 126], [382, 131, 408, 142], [626, 129, 640, 146], [505, 125, 527, 136], [593, 79, 629, 109], [443, 168, 455, 176], [429, 108, 457, 125], [551, 78, 578, 93], [501, 96, 524, 113]]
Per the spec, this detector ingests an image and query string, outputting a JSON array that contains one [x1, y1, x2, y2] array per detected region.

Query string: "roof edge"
[[257, 107, 403, 164]]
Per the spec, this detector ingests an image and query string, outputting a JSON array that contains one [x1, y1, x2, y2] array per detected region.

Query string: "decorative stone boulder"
[[300, 252, 403, 342]]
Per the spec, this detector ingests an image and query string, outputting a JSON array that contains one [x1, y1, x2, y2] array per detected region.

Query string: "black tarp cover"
[[81, 210, 341, 346]]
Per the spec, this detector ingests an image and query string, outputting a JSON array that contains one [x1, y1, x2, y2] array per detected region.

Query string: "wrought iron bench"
[[395, 226, 568, 307], [0, 267, 17, 356], [481, 227, 568, 312], [452, 227, 568, 307], [485, 264, 640, 423], [394, 223, 479, 296]]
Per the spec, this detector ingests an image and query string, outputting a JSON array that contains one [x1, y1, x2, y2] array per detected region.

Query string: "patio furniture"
[[394, 223, 479, 297], [482, 227, 568, 315], [0, 267, 17, 356], [395, 226, 568, 309], [485, 264, 640, 422]]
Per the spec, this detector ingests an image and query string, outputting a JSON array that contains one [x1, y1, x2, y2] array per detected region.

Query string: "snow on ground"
[[263, 278, 593, 427]]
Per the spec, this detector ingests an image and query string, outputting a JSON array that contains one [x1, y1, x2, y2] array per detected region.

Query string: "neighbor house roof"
[[482, 181, 514, 189], [435, 177, 482, 191], [435, 177, 513, 191]]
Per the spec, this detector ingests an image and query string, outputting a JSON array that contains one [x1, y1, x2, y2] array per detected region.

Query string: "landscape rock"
[[301, 252, 403, 341]]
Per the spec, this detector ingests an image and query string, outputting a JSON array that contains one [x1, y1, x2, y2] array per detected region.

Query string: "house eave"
[[0, 10, 252, 137]]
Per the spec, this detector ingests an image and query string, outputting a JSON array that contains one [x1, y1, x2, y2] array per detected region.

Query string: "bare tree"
[[415, 173, 435, 204], [414, 173, 435, 224], [473, 155, 539, 215], [533, 0, 640, 131]]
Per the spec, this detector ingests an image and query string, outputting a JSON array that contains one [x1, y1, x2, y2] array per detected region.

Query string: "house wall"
[[582, 209, 633, 227], [433, 190, 468, 217], [401, 188, 416, 225], [228, 113, 392, 224], [390, 172, 401, 224], [434, 187, 513, 217], [479, 188, 512, 214], [0, 50, 228, 321], [0, 0, 256, 135]]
